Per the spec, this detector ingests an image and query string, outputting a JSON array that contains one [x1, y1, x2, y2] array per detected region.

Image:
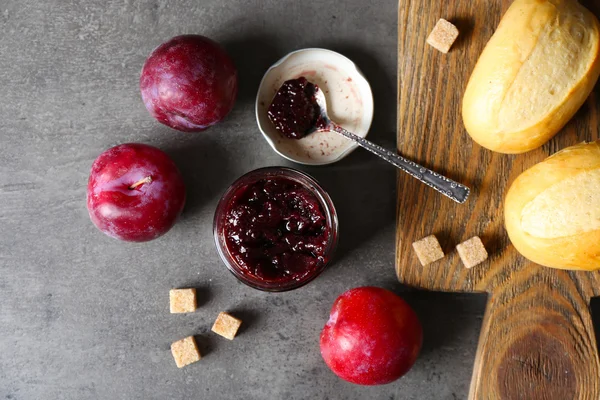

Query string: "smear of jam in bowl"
[[214, 167, 338, 291], [267, 77, 323, 139]]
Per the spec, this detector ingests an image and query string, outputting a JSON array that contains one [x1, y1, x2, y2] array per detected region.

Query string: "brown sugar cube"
[[412, 235, 445, 266], [456, 236, 488, 269], [211, 312, 242, 340], [171, 336, 201, 368], [169, 288, 197, 313], [427, 19, 459, 53]]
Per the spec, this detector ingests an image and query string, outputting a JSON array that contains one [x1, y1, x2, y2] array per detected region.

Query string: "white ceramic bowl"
[[255, 48, 374, 165]]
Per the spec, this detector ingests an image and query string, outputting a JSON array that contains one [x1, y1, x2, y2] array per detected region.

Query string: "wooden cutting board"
[[396, 1, 600, 398]]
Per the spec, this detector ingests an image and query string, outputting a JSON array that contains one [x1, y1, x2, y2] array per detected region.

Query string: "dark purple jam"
[[223, 176, 330, 283], [267, 77, 321, 139]]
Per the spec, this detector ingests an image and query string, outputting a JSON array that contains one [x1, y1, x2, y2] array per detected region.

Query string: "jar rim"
[[213, 167, 338, 292]]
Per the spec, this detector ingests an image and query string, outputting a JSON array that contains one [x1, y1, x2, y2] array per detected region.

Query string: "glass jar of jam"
[[213, 167, 338, 292]]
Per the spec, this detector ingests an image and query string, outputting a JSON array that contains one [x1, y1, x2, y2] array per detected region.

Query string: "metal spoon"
[[310, 87, 470, 204]]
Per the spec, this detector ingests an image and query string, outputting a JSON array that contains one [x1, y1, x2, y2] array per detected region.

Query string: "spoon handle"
[[331, 124, 470, 204]]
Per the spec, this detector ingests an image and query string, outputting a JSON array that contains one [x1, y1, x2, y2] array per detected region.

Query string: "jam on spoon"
[[223, 176, 331, 283], [267, 77, 324, 139]]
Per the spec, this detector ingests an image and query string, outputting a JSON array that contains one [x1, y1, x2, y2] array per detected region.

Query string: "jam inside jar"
[[214, 167, 338, 291]]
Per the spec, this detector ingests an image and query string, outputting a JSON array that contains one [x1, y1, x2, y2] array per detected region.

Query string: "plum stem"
[[129, 176, 152, 190]]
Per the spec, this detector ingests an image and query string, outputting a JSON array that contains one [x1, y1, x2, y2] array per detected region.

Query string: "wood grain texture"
[[396, 0, 600, 398]]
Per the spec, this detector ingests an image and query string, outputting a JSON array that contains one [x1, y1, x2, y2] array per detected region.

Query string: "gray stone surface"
[[0, 1, 488, 399]]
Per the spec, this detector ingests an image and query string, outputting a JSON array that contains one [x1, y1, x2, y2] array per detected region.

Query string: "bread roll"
[[462, 0, 600, 154], [505, 140, 600, 270]]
